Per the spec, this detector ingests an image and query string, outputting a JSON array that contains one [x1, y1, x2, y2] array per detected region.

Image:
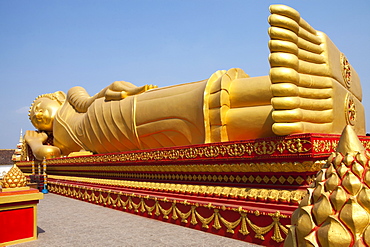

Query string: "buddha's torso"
[[53, 80, 208, 155]]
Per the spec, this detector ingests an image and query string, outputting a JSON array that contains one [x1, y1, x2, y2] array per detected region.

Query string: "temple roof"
[[0, 149, 15, 165]]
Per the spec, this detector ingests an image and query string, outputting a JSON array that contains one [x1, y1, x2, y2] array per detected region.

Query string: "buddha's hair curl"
[[29, 91, 66, 119]]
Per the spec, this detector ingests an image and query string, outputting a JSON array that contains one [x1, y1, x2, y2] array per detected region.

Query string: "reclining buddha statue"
[[25, 5, 365, 160]]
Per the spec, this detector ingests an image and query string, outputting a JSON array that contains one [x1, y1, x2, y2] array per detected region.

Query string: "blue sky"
[[1, 0, 370, 149]]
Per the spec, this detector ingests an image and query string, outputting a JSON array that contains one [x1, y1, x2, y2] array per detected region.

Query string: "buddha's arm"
[[67, 81, 157, 113], [24, 130, 61, 160], [67, 86, 101, 113]]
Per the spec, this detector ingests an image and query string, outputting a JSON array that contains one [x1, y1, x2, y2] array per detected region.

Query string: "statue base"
[[0, 188, 43, 246], [17, 133, 370, 246]]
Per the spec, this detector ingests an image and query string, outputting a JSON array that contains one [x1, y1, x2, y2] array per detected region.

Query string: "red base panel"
[[0, 206, 34, 243], [0, 189, 42, 246]]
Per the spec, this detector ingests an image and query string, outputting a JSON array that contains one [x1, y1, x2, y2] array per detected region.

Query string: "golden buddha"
[[25, 5, 365, 160]]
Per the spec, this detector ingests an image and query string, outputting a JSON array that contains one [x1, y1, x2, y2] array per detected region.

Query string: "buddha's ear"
[[53, 91, 66, 104]]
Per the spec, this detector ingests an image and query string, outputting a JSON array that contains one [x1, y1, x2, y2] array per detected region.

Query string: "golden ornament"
[[1, 164, 27, 188]]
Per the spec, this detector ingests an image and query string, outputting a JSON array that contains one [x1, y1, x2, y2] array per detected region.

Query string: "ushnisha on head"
[[29, 91, 66, 132]]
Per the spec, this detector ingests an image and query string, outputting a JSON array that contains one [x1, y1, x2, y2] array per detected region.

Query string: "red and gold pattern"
[[17, 134, 370, 190], [44, 175, 307, 205], [46, 176, 292, 246], [17, 133, 370, 245], [18, 134, 370, 166]]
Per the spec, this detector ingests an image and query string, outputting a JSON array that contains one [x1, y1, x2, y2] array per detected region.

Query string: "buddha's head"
[[29, 91, 66, 132]]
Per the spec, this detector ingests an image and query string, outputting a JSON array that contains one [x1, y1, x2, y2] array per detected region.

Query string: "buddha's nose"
[[36, 111, 43, 119]]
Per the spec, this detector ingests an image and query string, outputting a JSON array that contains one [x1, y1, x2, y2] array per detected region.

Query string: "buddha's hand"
[[145, 84, 158, 91], [24, 130, 61, 160], [24, 130, 48, 144], [105, 82, 158, 101]]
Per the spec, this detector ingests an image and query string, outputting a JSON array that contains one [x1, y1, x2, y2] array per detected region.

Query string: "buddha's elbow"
[[34, 145, 61, 160]]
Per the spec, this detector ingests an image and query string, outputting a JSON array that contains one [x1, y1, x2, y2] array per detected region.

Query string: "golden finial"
[[336, 125, 365, 154], [284, 125, 370, 246], [1, 164, 27, 189], [18, 129, 23, 143]]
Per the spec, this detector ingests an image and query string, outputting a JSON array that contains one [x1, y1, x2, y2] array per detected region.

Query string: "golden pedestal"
[[0, 188, 43, 246]]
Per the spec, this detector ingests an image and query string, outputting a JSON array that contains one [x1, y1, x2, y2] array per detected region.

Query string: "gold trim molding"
[[21, 137, 331, 166], [48, 181, 290, 243], [20, 160, 326, 174], [47, 175, 307, 204]]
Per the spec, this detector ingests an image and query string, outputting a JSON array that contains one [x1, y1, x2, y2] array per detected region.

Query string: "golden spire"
[[12, 129, 25, 162], [284, 125, 370, 246], [18, 128, 23, 143], [1, 164, 27, 189], [336, 125, 365, 154]]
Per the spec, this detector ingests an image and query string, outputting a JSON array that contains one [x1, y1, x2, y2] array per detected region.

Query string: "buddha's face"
[[30, 97, 61, 132]]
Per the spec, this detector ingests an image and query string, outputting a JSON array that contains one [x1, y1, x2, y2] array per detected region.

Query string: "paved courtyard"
[[12, 193, 262, 247]]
